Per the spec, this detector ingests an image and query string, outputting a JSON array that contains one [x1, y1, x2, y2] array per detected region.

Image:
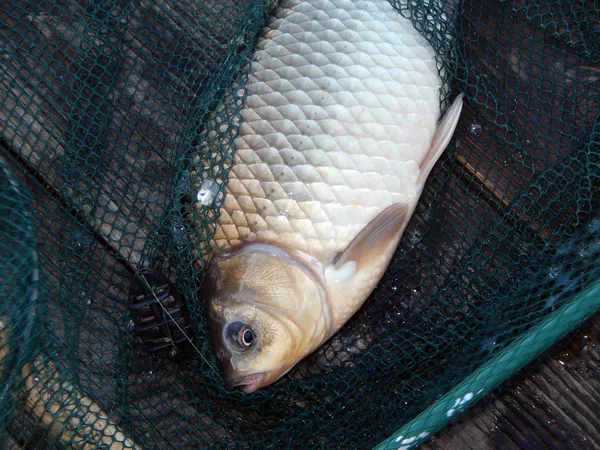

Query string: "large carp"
[[204, 0, 463, 393]]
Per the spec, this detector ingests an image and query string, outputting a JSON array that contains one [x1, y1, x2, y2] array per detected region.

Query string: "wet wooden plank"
[[1, 155, 227, 450], [0, 154, 142, 447], [424, 313, 600, 450], [0, 315, 142, 450], [454, 0, 600, 240], [421, 1, 600, 445], [0, 434, 22, 450], [0, 0, 260, 270]]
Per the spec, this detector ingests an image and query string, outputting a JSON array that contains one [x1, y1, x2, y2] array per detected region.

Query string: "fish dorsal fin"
[[417, 93, 464, 191], [332, 203, 411, 272]]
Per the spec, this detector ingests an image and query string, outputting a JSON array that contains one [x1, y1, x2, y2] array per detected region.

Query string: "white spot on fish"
[[197, 179, 219, 206], [394, 435, 404, 443], [325, 260, 357, 282]]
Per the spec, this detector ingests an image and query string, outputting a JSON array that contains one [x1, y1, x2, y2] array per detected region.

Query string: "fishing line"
[[140, 275, 216, 371]]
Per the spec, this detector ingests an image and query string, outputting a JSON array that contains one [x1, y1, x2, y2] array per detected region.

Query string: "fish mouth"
[[228, 373, 267, 394]]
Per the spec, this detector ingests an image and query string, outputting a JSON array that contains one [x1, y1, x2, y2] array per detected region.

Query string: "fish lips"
[[208, 334, 267, 394], [228, 373, 267, 394]]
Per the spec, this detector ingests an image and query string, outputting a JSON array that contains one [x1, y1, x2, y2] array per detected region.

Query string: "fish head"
[[204, 242, 330, 393], [205, 203, 416, 393]]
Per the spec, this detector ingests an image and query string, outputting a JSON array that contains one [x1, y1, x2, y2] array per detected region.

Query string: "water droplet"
[[406, 229, 422, 245], [557, 274, 579, 293], [172, 224, 185, 236], [127, 320, 135, 331], [469, 122, 482, 136], [168, 346, 184, 361], [587, 218, 600, 235], [78, 295, 91, 308], [480, 336, 498, 352], [556, 239, 575, 256], [422, 204, 434, 221], [71, 231, 92, 251], [547, 266, 560, 280]]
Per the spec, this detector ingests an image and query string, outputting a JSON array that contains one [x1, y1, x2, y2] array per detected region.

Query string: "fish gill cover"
[[0, 0, 598, 449]]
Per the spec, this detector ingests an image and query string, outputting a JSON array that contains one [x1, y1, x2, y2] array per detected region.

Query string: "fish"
[[203, 0, 463, 393]]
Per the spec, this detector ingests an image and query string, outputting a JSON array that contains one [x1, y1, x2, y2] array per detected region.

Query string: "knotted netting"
[[0, 0, 598, 448]]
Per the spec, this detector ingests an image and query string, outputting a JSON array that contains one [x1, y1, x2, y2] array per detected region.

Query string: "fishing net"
[[0, 0, 598, 448]]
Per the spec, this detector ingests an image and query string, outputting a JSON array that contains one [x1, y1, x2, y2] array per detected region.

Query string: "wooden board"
[[0, 434, 22, 450], [424, 311, 600, 450], [454, 0, 600, 240], [0, 0, 260, 269], [423, 2, 600, 445], [1, 154, 227, 450]]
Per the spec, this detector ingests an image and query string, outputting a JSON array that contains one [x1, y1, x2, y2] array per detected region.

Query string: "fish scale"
[[213, 0, 442, 261]]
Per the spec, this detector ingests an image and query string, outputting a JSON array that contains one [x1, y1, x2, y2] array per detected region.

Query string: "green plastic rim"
[[374, 279, 600, 450]]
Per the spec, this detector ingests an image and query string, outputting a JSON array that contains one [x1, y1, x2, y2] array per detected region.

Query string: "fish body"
[[204, 0, 463, 393]]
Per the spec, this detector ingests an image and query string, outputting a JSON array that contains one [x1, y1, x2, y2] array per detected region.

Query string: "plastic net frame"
[[0, 0, 599, 449]]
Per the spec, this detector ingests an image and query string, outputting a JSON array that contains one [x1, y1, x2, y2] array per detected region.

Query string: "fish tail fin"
[[417, 93, 464, 191]]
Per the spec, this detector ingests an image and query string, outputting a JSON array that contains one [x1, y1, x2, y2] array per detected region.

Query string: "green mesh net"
[[0, 0, 598, 449]]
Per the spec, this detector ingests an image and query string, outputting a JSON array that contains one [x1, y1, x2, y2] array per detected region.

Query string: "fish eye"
[[240, 328, 254, 347], [226, 322, 255, 350]]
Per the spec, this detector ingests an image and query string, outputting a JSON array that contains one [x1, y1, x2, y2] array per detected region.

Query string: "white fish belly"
[[214, 0, 443, 260]]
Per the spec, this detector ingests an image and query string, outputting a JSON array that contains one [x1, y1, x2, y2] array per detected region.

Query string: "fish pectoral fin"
[[417, 93, 464, 191], [333, 203, 411, 271], [323, 203, 412, 334]]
